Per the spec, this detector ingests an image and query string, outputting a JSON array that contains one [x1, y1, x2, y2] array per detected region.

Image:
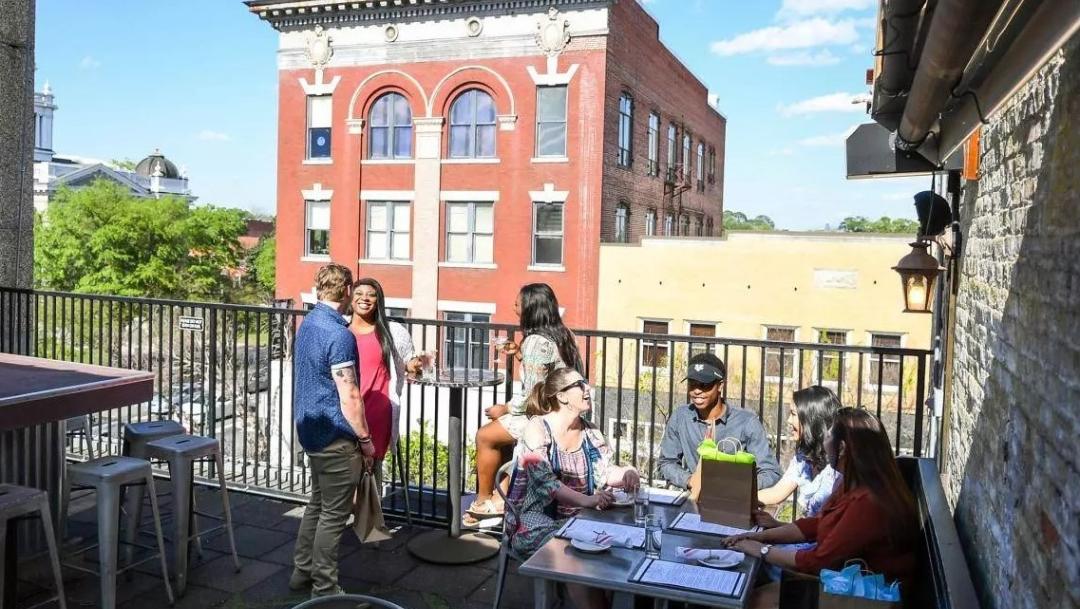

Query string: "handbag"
[[351, 470, 392, 544], [818, 560, 902, 608], [688, 427, 758, 528]]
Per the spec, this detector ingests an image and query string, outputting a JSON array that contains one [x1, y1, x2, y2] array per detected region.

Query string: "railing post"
[[914, 353, 927, 457], [207, 308, 218, 477]]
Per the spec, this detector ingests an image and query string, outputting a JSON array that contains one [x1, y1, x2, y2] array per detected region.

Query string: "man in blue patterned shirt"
[[289, 263, 374, 598]]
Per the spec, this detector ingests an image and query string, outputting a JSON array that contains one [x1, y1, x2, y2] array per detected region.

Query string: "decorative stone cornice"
[[247, 0, 610, 31]]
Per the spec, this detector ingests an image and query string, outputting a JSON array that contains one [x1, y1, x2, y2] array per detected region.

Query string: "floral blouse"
[[508, 334, 564, 416], [504, 420, 614, 556]]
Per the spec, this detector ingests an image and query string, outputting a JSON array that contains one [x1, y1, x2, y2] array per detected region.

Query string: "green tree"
[[34, 179, 247, 300], [252, 235, 276, 295], [110, 158, 137, 171], [838, 215, 919, 234], [723, 210, 776, 231]]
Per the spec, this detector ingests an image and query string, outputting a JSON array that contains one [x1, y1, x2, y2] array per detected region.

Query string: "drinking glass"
[[634, 486, 650, 526], [644, 514, 662, 559], [419, 350, 436, 380]]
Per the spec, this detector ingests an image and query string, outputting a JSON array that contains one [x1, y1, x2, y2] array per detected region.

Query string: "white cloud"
[[778, 92, 866, 116], [766, 50, 842, 67], [197, 130, 231, 142], [777, 0, 874, 18], [797, 125, 858, 147], [710, 18, 859, 56], [79, 56, 101, 70]]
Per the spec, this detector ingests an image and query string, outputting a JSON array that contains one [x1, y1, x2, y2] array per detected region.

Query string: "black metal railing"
[[0, 287, 933, 525]]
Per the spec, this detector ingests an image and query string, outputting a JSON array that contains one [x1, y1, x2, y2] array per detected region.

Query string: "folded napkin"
[[676, 546, 745, 562], [565, 528, 639, 548]]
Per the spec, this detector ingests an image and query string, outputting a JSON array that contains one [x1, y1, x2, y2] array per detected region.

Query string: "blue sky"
[[34, 0, 925, 229]]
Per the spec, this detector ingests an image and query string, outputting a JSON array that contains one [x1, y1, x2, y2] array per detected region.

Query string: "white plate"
[[609, 490, 633, 507], [697, 550, 744, 569], [570, 538, 611, 553]]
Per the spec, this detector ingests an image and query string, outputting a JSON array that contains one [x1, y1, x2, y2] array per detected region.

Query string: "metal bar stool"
[[65, 415, 95, 460], [143, 434, 240, 597], [120, 420, 189, 567], [61, 457, 174, 609], [0, 485, 67, 609]]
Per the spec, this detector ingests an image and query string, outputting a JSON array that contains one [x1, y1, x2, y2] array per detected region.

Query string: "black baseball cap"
[[685, 352, 727, 384]]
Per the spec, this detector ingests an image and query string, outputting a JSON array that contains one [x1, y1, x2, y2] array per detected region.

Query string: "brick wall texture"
[[945, 36, 1079, 609]]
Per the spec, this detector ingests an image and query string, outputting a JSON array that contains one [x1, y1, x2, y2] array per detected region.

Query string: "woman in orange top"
[[724, 408, 918, 588]]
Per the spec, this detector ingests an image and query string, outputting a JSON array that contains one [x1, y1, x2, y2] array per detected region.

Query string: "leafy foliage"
[[837, 216, 920, 234], [252, 235, 276, 295], [34, 180, 248, 301], [723, 210, 776, 231]]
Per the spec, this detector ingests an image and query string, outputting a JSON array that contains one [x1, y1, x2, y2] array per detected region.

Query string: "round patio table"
[[405, 368, 504, 564]]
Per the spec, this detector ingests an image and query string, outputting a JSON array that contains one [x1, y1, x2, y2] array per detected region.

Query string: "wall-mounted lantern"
[[893, 240, 944, 313]]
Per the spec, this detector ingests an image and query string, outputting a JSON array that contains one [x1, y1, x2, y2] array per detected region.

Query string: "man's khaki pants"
[[293, 439, 362, 595]]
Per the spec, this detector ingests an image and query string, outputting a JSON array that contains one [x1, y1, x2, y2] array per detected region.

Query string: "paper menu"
[[556, 517, 646, 548], [669, 512, 761, 537], [648, 487, 689, 506], [630, 558, 747, 598]]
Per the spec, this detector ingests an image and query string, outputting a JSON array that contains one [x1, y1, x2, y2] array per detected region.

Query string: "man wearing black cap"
[[656, 352, 781, 490]]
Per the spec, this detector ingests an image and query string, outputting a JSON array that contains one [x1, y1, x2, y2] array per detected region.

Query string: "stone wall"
[[0, 0, 35, 290], [945, 36, 1079, 609]]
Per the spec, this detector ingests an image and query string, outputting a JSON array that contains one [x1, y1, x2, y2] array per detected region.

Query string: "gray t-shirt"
[[656, 402, 782, 489]]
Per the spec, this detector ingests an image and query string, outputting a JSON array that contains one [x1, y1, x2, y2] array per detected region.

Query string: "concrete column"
[[0, 0, 35, 291], [411, 117, 444, 320]]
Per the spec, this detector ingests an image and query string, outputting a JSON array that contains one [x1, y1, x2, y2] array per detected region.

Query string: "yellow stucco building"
[[594, 232, 934, 414]]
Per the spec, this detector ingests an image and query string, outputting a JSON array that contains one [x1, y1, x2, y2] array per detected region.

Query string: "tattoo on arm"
[[334, 367, 357, 386]]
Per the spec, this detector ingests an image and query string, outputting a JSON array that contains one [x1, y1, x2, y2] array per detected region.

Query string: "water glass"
[[420, 351, 437, 380], [644, 514, 662, 559], [633, 486, 650, 525]]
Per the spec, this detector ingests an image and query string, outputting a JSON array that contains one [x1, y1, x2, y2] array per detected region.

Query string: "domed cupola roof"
[[135, 149, 181, 179]]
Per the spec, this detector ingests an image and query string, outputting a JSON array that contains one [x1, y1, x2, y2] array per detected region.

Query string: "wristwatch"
[[760, 544, 773, 558]]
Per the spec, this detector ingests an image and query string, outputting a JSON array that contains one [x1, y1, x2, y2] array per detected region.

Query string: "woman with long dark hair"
[[723, 408, 918, 588], [756, 385, 842, 519], [467, 283, 583, 519], [347, 278, 428, 486]]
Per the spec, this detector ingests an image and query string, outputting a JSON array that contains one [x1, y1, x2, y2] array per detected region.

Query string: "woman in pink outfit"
[[347, 278, 428, 486]]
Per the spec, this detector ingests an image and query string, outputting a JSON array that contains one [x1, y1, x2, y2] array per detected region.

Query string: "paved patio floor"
[[13, 482, 532, 609]]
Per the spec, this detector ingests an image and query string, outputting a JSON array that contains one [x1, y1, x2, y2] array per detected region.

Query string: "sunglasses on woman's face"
[[561, 380, 590, 392]]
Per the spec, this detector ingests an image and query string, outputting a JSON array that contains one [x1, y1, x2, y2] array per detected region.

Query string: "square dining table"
[[519, 497, 763, 609]]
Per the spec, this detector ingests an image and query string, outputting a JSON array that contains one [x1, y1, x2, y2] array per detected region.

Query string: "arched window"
[[449, 89, 496, 158], [369, 93, 412, 159]]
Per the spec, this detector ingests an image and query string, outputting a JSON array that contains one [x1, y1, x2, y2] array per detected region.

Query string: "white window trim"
[[437, 300, 496, 315], [864, 331, 906, 393], [639, 317, 672, 372], [529, 183, 569, 203], [302, 183, 333, 201], [364, 200, 411, 262], [299, 76, 341, 97], [359, 258, 413, 267], [526, 64, 579, 86], [530, 156, 570, 164], [527, 264, 566, 272], [302, 158, 333, 166], [360, 189, 415, 200], [444, 201, 496, 265], [442, 158, 501, 165], [438, 261, 498, 270], [685, 321, 719, 357], [300, 255, 331, 263], [361, 159, 415, 165], [763, 325, 800, 384], [385, 297, 413, 310], [531, 198, 565, 267], [441, 190, 500, 202]]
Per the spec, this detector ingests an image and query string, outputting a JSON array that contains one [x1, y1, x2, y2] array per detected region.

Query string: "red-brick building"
[[248, 0, 724, 332]]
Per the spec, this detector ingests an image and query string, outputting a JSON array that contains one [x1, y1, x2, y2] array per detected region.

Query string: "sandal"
[[466, 498, 504, 518]]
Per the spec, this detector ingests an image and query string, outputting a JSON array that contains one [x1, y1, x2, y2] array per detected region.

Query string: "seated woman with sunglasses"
[[504, 367, 640, 609], [656, 352, 782, 490]]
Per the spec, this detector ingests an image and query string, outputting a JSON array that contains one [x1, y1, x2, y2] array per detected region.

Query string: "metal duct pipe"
[[877, 0, 927, 97], [936, 1, 1080, 160], [896, 0, 1004, 150]]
